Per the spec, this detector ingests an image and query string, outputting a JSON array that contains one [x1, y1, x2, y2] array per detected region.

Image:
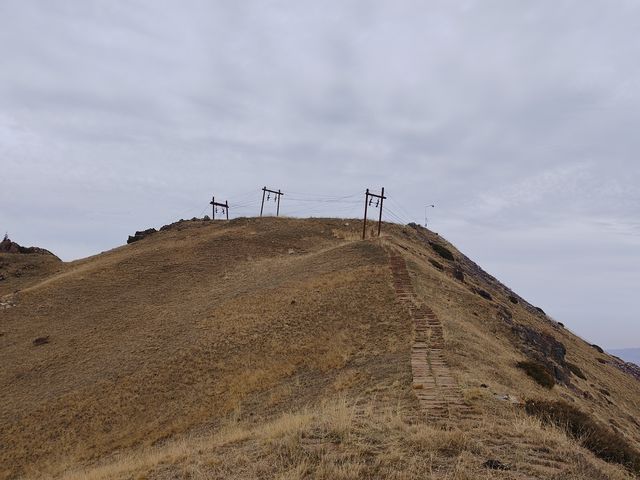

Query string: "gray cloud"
[[1, 0, 639, 347]]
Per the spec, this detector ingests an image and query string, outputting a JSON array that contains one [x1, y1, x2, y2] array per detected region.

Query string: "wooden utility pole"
[[209, 196, 229, 220], [362, 187, 386, 239], [260, 187, 284, 217], [362, 188, 369, 240]]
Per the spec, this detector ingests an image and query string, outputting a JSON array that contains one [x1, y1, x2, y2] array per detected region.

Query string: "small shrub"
[[429, 242, 454, 261], [483, 459, 510, 470], [599, 388, 610, 397], [516, 361, 555, 389], [508, 295, 519, 304], [535, 307, 546, 315], [524, 400, 640, 474], [496, 305, 512, 320], [597, 358, 607, 364], [475, 288, 493, 301], [428, 259, 444, 271], [452, 268, 464, 282], [567, 362, 587, 380], [409, 427, 467, 456], [592, 344, 604, 353]]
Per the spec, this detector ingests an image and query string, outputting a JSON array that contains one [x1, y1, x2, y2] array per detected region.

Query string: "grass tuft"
[[428, 258, 444, 271], [516, 361, 555, 389], [567, 362, 587, 380], [525, 400, 640, 474], [429, 242, 454, 261]]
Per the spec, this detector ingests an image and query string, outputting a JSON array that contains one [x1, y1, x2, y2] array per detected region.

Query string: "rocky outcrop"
[[495, 305, 570, 384], [127, 228, 157, 244], [511, 322, 569, 384], [611, 357, 640, 382], [0, 236, 59, 259]]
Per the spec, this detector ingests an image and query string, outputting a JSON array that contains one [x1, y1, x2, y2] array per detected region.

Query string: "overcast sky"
[[1, 1, 638, 348]]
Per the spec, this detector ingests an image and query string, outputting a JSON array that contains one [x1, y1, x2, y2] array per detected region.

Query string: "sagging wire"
[[386, 198, 414, 224]]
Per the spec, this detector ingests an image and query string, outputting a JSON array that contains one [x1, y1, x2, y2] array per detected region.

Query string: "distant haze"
[[1, 1, 639, 348], [609, 348, 640, 366]]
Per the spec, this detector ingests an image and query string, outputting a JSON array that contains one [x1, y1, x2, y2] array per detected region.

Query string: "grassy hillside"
[[0, 250, 62, 297], [1, 218, 639, 479]]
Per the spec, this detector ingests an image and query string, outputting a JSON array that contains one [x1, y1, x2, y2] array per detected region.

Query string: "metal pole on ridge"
[[425, 204, 435, 228]]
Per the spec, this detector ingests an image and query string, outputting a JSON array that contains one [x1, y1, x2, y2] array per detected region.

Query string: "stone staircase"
[[389, 249, 478, 423], [388, 248, 576, 478]]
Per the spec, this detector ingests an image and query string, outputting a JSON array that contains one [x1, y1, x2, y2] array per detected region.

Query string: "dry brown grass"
[[1, 219, 412, 479], [49, 398, 635, 480], [1, 218, 639, 480], [52, 399, 470, 480], [0, 251, 62, 296]]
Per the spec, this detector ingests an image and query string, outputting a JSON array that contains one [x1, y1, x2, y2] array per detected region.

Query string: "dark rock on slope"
[[0, 236, 59, 259]]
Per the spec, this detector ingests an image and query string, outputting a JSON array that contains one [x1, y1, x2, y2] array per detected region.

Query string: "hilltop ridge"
[[0, 235, 59, 258], [1, 217, 639, 479]]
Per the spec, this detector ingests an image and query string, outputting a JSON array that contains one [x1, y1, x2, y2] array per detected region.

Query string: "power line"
[[285, 197, 361, 204], [383, 205, 411, 225], [387, 198, 414, 224], [190, 186, 433, 227], [285, 190, 360, 200], [382, 206, 407, 225]]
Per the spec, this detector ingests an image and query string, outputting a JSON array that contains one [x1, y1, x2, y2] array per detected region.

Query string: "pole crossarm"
[[262, 187, 284, 196], [367, 191, 387, 200]]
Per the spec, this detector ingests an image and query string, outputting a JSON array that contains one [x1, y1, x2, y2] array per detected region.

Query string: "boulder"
[[474, 288, 493, 301], [127, 228, 157, 244]]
